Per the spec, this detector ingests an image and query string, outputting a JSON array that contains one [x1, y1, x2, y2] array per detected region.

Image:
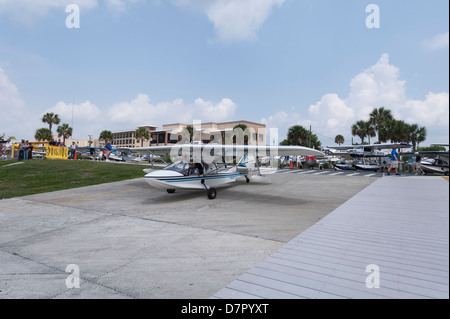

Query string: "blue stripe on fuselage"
[[145, 173, 244, 183]]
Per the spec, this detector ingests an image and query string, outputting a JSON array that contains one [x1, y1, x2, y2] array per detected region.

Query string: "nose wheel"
[[201, 179, 217, 200], [207, 188, 217, 200]]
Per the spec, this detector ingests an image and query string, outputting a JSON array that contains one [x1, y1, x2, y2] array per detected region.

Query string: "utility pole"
[[309, 125, 312, 148]]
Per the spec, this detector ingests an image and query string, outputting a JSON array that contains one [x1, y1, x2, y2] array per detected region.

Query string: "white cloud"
[[194, 97, 237, 121], [261, 53, 449, 145], [308, 94, 354, 128], [0, 68, 39, 139], [261, 110, 289, 127], [43, 100, 102, 139], [46, 100, 101, 122], [106, 93, 238, 128], [174, 0, 285, 42], [421, 32, 449, 50], [403, 92, 449, 126], [1, 78, 238, 140]]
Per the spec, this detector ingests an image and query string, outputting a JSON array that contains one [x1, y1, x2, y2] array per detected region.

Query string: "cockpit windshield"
[[163, 160, 219, 175], [164, 161, 190, 174]]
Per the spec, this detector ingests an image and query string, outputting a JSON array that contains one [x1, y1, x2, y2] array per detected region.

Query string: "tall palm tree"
[[41, 112, 61, 134], [99, 130, 113, 144], [56, 123, 73, 146], [34, 128, 52, 141], [233, 123, 249, 145], [280, 125, 321, 150], [351, 120, 370, 144], [408, 124, 427, 151], [388, 120, 410, 143], [185, 125, 194, 142], [416, 127, 427, 150], [369, 107, 393, 143], [334, 134, 345, 146], [366, 123, 376, 144], [135, 127, 149, 147], [286, 125, 309, 145]]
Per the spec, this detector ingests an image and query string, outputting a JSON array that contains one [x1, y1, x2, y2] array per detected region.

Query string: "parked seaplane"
[[402, 145, 449, 176], [130, 143, 324, 199], [325, 142, 412, 171]]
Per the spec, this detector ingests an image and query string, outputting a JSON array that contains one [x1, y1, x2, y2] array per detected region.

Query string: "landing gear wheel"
[[167, 189, 176, 194], [245, 175, 250, 184], [207, 188, 217, 200]]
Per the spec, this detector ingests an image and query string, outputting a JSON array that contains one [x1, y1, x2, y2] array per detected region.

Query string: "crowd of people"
[[0, 138, 76, 160]]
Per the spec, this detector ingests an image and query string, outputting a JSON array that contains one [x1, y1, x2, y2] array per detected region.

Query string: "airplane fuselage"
[[144, 170, 244, 190]]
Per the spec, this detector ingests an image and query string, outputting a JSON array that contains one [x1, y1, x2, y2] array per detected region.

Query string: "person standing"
[[414, 152, 425, 175], [70, 142, 77, 159], [23, 140, 30, 161], [104, 142, 112, 161], [18, 139, 24, 160], [387, 147, 401, 176]]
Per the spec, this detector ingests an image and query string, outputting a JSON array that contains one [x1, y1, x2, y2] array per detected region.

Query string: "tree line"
[[280, 107, 427, 152], [35, 113, 73, 145], [348, 107, 426, 151]]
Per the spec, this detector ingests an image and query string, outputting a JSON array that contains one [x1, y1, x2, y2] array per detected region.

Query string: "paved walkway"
[[213, 176, 449, 299]]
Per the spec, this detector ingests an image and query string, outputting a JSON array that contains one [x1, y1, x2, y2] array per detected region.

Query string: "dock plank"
[[213, 177, 449, 299]]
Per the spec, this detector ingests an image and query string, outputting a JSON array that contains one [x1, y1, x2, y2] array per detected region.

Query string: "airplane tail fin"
[[236, 155, 255, 173]]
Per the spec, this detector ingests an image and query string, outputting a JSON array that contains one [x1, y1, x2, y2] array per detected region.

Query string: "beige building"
[[111, 125, 158, 148], [111, 121, 267, 148], [51, 135, 96, 147]]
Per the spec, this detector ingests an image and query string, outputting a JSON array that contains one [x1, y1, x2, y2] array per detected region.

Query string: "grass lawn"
[[0, 159, 152, 199]]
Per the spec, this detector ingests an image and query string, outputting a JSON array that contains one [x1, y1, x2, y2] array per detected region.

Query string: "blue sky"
[[0, 0, 448, 146]]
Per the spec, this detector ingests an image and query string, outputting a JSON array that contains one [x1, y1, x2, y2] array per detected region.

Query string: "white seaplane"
[[130, 143, 323, 199], [325, 142, 412, 171]]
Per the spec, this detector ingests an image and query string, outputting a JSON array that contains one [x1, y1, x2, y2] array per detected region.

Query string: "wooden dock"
[[213, 176, 449, 299]]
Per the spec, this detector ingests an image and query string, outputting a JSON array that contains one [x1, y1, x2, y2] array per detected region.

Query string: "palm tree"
[[35, 128, 52, 141], [369, 107, 393, 143], [388, 120, 410, 143], [233, 123, 249, 145], [185, 125, 194, 142], [56, 123, 73, 146], [351, 120, 370, 144], [416, 127, 427, 150], [41, 112, 61, 134], [280, 125, 321, 150], [366, 123, 376, 144], [334, 134, 345, 146], [135, 127, 150, 147], [99, 130, 113, 144], [284, 125, 309, 145], [408, 124, 427, 151]]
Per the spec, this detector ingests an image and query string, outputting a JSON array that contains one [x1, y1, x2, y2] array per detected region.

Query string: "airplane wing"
[[325, 145, 355, 150], [402, 151, 449, 160], [128, 144, 324, 159], [364, 142, 412, 150], [431, 143, 449, 148], [75, 146, 104, 152], [327, 142, 412, 150]]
